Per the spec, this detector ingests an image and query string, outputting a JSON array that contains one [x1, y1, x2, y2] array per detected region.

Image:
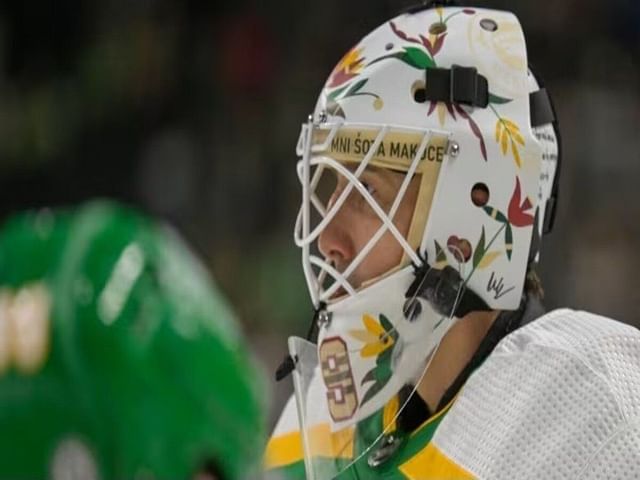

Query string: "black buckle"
[[451, 65, 487, 106], [424, 68, 450, 102], [530, 88, 555, 127], [425, 65, 489, 108]]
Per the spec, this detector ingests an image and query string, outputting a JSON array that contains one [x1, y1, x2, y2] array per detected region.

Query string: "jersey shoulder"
[[502, 308, 640, 415], [432, 308, 640, 480]]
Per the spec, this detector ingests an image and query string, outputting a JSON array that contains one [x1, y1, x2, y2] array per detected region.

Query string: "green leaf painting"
[[434, 239, 448, 267], [505, 223, 513, 260], [327, 84, 350, 102], [368, 47, 435, 70], [345, 78, 368, 96], [379, 314, 395, 338], [473, 227, 486, 269], [361, 379, 385, 406], [488, 93, 513, 105], [482, 205, 508, 224], [403, 47, 435, 69], [358, 314, 397, 408]]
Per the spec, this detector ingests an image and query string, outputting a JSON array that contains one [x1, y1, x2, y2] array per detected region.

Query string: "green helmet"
[[0, 201, 266, 480]]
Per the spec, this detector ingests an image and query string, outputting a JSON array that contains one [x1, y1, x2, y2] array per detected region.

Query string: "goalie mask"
[[287, 3, 560, 478]]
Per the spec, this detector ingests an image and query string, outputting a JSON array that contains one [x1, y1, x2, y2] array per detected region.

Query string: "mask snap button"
[[367, 434, 402, 468]]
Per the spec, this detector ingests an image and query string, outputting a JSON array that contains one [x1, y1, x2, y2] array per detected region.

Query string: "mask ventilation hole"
[[385, 42, 394, 51], [480, 18, 498, 32], [471, 183, 490, 207], [412, 80, 427, 104]]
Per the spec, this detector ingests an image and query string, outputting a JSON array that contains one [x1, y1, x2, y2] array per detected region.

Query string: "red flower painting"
[[327, 47, 365, 88], [508, 177, 535, 227]]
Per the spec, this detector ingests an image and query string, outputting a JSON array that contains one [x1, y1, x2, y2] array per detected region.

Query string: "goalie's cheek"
[[355, 177, 421, 278], [317, 168, 421, 289], [318, 200, 384, 281]]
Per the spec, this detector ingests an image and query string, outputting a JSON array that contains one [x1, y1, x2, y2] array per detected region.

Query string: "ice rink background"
[[0, 0, 638, 426]]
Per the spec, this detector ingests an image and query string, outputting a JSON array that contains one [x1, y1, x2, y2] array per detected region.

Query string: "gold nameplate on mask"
[[311, 127, 450, 173]]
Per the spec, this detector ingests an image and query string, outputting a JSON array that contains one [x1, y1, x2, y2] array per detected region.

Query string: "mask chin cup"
[[288, 259, 467, 479]]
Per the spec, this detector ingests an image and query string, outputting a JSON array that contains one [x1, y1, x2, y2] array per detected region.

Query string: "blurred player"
[[0, 200, 266, 480], [265, 1, 640, 479]]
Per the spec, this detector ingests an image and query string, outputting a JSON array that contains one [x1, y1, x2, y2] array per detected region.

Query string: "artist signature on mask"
[[487, 272, 515, 300]]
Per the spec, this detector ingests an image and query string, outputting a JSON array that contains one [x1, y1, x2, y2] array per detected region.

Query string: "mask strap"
[[274, 302, 329, 382]]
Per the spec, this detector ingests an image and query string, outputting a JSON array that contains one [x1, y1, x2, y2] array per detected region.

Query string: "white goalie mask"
[[288, 4, 560, 478]]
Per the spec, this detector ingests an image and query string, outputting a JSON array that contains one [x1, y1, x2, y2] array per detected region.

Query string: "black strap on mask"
[[530, 88, 555, 127], [528, 70, 562, 235], [404, 252, 491, 321], [424, 65, 489, 108], [275, 354, 297, 382], [274, 301, 328, 381]]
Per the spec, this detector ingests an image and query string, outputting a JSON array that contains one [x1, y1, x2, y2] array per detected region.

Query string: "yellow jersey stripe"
[[264, 423, 355, 469], [399, 442, 475, 480]]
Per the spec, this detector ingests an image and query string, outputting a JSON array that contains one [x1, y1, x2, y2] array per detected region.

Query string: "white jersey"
[[266, 309, 640, 479], [434, 308, 640, 479]]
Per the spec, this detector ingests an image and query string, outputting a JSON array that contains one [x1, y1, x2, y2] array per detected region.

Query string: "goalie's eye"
[[327, 174, 380, 216], [360, 181, 377, 197]]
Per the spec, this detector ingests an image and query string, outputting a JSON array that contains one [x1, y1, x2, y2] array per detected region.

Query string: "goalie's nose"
[[318, 193, 356, 274]]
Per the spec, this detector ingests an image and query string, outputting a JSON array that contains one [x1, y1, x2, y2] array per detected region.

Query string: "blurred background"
[[0, 0, 638, 428]]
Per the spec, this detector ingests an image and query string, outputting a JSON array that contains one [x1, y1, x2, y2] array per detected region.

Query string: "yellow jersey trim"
[[264, 423, 355, 469], [410, 396, 457, 438], [399, 442, 475, 480]]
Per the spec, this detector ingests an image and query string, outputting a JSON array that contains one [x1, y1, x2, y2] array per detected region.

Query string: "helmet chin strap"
[[404, 250, 491, 323]]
